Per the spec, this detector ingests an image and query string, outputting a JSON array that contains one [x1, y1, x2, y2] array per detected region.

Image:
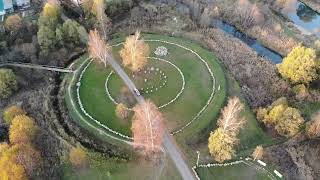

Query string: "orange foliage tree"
[[3, 105, 27, 125], [120, 31, 150, 72], [88, 30, 111, 67], [131, 100, 164, 154]]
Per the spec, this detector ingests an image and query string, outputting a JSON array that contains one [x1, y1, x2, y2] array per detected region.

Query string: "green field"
[[64, 33, 278, 179]]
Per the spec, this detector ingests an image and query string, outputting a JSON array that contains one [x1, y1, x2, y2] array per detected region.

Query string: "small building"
[[0, 0, 30, 21]]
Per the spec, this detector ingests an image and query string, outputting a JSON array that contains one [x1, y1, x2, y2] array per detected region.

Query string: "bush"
[[306, 113, 320, 138], [0, 69, 18, 99], [69, 147, 87, 168], [3, 106, 26, 125]]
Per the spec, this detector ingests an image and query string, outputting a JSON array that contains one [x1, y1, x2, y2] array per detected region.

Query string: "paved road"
[[105, 54, 196, 180], [0, 63, 73, 73]]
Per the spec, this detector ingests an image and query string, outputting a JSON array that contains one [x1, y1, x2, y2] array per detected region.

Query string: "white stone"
[[154, 46, 168, 56]]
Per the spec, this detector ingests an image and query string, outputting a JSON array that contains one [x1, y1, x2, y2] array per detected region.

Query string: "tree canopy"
[[257, 97, 304, 137], [5, 15, 23, 33], [277, 45, 319, 84], [3, 106, 27, 125], [0, 69, 18, 99], [9, 115, 38, 145], [208, 97, 246, 162]]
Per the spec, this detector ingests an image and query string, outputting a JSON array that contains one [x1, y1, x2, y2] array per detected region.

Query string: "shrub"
[[0, 69, 18, 99], [306, 113, 320, 138], [3, 106, 26, 125], [115, 103, 130, 120], [252, 145, 264, 160], [69, 147, 87, 168]]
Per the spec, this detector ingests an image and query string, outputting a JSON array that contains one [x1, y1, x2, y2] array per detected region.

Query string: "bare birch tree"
[[131, 100, 164, 154], [252, 145, 264, 160], [120, 31, 150, 72], [208, 96, 246, 162], [217, 96, 246, 136], [88, 29, 111, 67]]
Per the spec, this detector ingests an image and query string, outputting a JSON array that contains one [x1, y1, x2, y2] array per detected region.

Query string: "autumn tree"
[[120, 31, 150, 72], [257, 97, 304, 137], [208, 128, 237, 163], [115, 103, 130, 120], [252, 145, 264, 160], [208, 97, 246, 162], [277, 45, 319, 84], [69, 147, 88, 168], [0, 144, 40, 179], [92, 0, 110, 39], [9, 115, 38, 145], [0, 68, 18, 99], [4, 15, 23, 33], [306, 113, 320, 138], [38, 0, 61, 28], [131, 100, 164, 154], [88, 30, 111, 67], [3, 105, 27, 124]]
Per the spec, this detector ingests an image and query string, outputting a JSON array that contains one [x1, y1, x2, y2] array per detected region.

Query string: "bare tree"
[[88, 29, 111, 67], [120, 31, 150, 72], [131, 100, 164, 154], [92, 0, 111, 40], [306, 112, 320, 138], [252, 145, 264, 160], [217, 96, 246, 136]]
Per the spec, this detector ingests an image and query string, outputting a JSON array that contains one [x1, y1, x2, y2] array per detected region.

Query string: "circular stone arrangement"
[[131, 66, 168, 94], [72, 38, 218, 141], [105, 56, 185, 109], [154, 46, 168, 56]]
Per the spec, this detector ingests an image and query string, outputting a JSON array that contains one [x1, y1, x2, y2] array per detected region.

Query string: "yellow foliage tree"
[[208, 97, 246, 162], [9, 115, 38, 145], [208, 128, 237, 163], [252, 145, 264, 160], [306, 113, 320, 138], [257, 97, 304, 137], [0, 145, 28, 180], [4, 15, 23, 33], [277, 45, 319, 84], [69, 147, 88, 168], [43, 1, 60, 18], [264, 104, 287, 125], [3, 105, 27, 125], [120, 31, 150, 72], [115, 103, 130, 120]]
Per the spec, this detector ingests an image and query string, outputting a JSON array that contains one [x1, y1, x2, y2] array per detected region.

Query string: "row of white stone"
[[193, 157, 282, 180], [77, 39, 216, 140], [104, 56, 186, 110], [76, 59, 133, 141]]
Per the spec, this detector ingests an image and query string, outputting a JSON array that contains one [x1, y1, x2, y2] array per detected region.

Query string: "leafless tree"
[[87, 29, 111, 67], [132, 100, 164, 154], [217, 96, 246, 136]]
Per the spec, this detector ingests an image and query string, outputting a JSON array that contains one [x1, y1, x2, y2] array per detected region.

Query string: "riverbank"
[[300, 0, 320, 13]]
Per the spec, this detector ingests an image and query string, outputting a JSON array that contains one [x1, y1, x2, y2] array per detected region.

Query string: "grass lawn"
[[76, 34, 221, 137], [64, 33, 278, 179], [61, 151, 181, 180], [196, 162, 274, 180]]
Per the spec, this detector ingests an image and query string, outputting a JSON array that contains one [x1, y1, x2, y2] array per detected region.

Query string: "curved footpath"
[[104, 52, 196, 180]]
